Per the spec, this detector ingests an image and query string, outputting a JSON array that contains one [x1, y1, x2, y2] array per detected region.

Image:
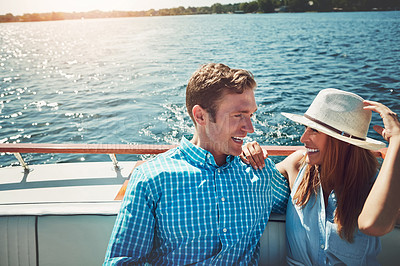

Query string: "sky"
[[1, 0, 245, 16]]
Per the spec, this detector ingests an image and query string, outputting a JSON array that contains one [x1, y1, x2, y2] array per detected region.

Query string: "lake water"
[[1, 11, 399, 167]]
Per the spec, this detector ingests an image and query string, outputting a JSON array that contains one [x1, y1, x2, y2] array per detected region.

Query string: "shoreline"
[[1, 7, 398, 24]]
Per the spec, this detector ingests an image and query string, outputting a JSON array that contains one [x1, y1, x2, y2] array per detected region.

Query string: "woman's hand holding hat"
[[363, 100, 400, 143], [359, 100, 400, 235]]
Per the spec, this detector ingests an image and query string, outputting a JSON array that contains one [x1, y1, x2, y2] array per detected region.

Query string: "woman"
[[242, 88, 400, 265]]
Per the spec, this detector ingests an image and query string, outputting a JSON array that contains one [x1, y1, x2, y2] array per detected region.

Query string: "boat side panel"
[[377, 226, 400, 266], [0, 213, 398, 265], [37, 215, 117, 266], [259, 217, 287, 266], [0, 216, 37, 266]]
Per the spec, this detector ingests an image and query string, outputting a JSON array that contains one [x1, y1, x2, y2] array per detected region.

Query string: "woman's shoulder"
[[276, 150, 305, 189]]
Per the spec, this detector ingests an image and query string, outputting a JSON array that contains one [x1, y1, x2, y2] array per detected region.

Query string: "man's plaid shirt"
[[104, 137, 289, 265]]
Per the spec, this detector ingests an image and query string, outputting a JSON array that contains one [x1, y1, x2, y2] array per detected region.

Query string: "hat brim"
[[282, 112, 386, 151]]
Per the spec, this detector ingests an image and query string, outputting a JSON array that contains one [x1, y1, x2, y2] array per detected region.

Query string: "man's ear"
[[192, 105, 207, 126]]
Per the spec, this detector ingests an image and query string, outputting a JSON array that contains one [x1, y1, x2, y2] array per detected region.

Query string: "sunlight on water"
[[0, 12, 399, 166]]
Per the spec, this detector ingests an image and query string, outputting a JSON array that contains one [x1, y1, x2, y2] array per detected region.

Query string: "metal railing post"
[[108, 154, 120, 170], [13, 152, 29, 171]]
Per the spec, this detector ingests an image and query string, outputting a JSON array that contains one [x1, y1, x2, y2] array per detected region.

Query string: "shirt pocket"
[[325, 221, 368, 265]]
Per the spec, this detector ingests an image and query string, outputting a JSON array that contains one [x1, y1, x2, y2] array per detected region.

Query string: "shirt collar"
[[179, 136, 236, 169]]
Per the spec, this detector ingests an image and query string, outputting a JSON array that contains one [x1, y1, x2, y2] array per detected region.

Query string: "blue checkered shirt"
[[104, 137, 289, 265]]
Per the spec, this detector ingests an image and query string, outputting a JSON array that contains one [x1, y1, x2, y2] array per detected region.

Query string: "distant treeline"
[[1, 0, 399, 23]]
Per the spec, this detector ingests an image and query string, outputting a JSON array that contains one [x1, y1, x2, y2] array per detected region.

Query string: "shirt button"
[[218, 255, 223, 259], [223, 228, 227, 233], [221, 197, 225, 202], [217, 169, 221, 173], [320, 244, 325, 249]]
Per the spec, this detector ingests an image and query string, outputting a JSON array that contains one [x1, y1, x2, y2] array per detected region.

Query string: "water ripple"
[[0, 12, 399, 166]]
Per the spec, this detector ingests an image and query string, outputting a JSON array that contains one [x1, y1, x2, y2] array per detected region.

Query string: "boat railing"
[[0, 143, 175, 171], [0, 143, 387, 171]]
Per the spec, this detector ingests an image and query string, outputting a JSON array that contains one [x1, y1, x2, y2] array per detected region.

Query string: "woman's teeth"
[[307, 148, 319, 153], [232, 137, 244, 142]]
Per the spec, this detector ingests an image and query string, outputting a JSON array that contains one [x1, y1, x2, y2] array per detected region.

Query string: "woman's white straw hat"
[[282, 88, 386, 150]]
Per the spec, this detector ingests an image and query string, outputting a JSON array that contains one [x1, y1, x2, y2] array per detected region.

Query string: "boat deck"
[[0, 161, 135, 216]]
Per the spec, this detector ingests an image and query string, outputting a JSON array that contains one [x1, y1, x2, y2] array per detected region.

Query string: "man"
[[103, 63, 289, 265]]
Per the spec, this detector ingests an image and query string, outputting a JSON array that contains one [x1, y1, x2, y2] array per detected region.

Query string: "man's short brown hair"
[[186, 63, 256, 123]]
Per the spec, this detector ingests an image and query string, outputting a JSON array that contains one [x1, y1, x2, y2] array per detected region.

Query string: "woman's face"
[[300, 127, 329, 165]]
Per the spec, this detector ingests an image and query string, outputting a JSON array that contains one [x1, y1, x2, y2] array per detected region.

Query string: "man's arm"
[[267, 159, 290, 214], [103, 168, 156, 265]]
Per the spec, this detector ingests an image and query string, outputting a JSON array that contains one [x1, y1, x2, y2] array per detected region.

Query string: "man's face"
[[202, 89, 257, 162]]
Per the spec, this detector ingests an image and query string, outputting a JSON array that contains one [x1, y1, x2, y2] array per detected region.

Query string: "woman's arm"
[[241, 141, 303, 189], [276, 150, 304, 190], [358, 100, 400, 236]]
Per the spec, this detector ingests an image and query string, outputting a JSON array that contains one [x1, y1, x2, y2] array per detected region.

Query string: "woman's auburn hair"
[[293, 135, 378, 242]]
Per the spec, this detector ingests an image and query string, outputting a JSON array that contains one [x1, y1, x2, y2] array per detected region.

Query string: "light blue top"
[[286, 166, 381, 266], [104, 137, 289, 265]]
